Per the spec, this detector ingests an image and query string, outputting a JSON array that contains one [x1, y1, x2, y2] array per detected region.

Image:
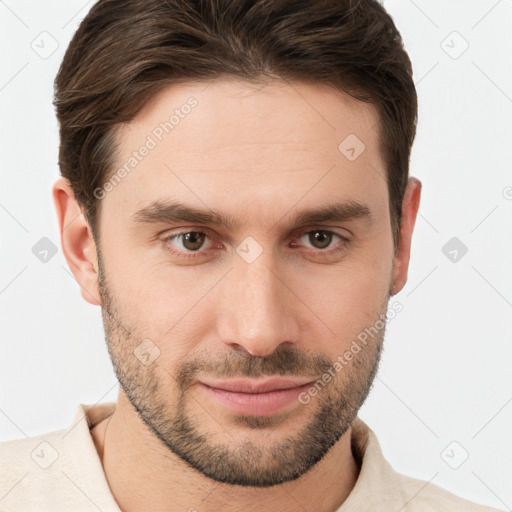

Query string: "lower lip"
[[198, 383, 312, 416]]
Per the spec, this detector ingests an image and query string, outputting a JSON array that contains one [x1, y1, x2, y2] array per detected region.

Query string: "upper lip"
[[199, 377, 314, 394]]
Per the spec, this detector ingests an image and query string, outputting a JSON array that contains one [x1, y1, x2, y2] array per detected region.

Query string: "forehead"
[[121, 78, 381, 160], [104, 79, 387, 227]]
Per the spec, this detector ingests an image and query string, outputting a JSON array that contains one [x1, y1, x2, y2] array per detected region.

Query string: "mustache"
[[175, 345, 333, 390]]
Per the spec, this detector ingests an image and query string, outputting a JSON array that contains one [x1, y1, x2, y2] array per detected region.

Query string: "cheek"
[[294, 253, 392, 356], [104, 260, 215, 365], [100, 209, 393, 364]]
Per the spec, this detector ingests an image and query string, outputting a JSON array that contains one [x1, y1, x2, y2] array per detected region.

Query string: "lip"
[[197, 378, 314, 416], [200, 377, 314, 393]]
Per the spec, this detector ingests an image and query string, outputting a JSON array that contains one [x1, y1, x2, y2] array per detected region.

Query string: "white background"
[[0, 0, 511, 509]]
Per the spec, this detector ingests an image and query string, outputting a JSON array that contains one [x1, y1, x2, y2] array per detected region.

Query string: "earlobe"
[[52, 177, 102, 306], [391, 177, 422, 296]]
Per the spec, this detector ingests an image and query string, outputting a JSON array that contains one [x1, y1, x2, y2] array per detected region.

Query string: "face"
[[95, 79, 396, 486]]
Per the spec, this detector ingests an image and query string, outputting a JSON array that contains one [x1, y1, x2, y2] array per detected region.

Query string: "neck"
[[91, 394, 359, 512]]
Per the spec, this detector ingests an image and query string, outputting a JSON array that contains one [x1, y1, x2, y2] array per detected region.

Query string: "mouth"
[[197, 377, 315, 416]]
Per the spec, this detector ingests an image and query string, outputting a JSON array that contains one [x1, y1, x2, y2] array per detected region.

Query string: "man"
[[0, 0, 504, 510]]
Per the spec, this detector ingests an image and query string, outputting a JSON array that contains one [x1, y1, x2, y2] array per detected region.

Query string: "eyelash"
[[162, 229, 350, 260]]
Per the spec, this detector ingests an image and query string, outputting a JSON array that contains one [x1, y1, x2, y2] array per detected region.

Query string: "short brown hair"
[[54, 0, 417, 250]]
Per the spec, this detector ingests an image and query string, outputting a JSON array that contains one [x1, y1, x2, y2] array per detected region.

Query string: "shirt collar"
[[74, 403, 398, 511]]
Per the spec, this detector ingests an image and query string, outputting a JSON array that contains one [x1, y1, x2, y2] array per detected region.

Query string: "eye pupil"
[[309, 230, 332, 249], [183, 232, 205, 251]]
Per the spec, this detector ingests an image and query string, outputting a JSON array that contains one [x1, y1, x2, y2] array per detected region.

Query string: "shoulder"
[[0, 427, 64, 460], [0, 427, 67, 473], [390, 470, 504, 512], [345, 418, 505, 512], [0, 403, 118, 511], [0, 428, 73, 509]]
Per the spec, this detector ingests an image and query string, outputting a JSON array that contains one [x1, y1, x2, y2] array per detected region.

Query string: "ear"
[[391, 177, 422, 296], [52, 177, 102, 306]]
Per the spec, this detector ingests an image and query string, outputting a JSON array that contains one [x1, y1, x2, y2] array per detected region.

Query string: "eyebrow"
[[131, 199, 374, 231]]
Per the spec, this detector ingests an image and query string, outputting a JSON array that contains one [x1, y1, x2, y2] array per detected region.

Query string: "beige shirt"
[[0, 402, 503, 511]]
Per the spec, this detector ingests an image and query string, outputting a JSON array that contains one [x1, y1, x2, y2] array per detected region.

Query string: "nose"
[[216, 249, 300, 357]]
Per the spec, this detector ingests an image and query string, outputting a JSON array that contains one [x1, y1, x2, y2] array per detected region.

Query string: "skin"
[[53, 79, 421, 512]]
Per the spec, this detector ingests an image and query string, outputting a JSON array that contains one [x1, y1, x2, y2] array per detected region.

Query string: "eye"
[[162, 228, 350, 262], [164, 230, 214, 258], [297, 229, 349, 251]]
